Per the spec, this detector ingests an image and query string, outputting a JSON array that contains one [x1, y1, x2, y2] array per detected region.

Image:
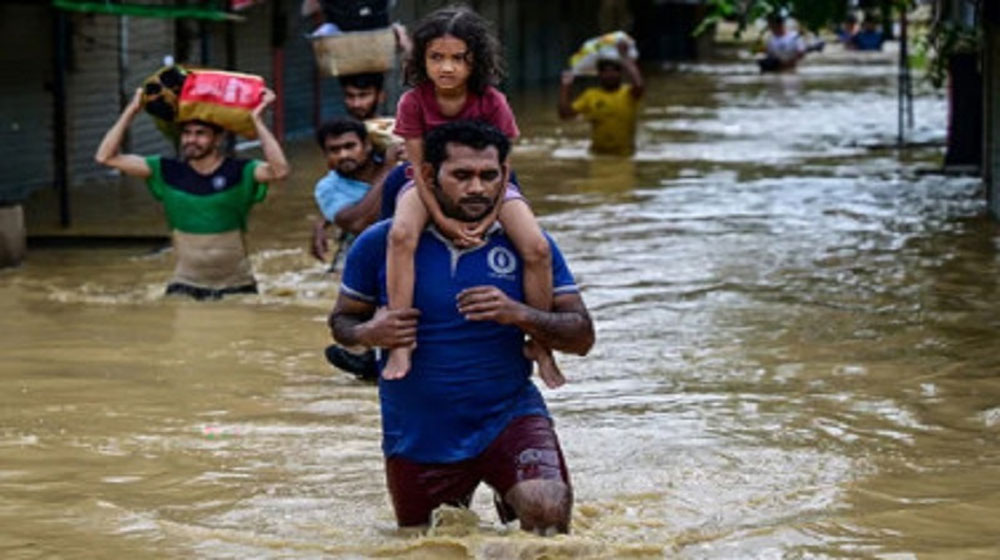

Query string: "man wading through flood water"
[[95, 88, 290, 300], [329, 120, 595, 532]]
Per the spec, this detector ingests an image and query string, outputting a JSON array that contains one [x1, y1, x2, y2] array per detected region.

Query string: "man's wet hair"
[[338, 72, 385, 92], [316, 117, 368, 148], [768, 13, 785, 26], [180, 119, 223, 134], [424, 120, 510, 174]]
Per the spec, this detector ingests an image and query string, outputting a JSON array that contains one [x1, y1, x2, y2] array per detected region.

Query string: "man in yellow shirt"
[[558, 42, 644, 156]]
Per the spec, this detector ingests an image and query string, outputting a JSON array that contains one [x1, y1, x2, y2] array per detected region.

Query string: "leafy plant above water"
[[917, 12, 982, 87], [696, 0, 914, 36]]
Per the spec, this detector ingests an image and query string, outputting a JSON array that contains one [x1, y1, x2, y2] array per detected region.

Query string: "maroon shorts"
[[384, 415, 571, 527]]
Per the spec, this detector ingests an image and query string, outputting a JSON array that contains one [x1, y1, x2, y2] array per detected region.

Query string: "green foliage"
[[696, 0, 914, 36], [694, 0, 774, 38], [790, 0, 849, 32], [917, 20, 982, 88]]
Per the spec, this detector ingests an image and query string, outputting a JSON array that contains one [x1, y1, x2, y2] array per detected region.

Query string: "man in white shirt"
[[759, 14, 807, 72]]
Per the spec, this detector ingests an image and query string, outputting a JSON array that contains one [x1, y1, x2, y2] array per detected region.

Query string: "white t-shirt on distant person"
[[766, 32, 806, 62]]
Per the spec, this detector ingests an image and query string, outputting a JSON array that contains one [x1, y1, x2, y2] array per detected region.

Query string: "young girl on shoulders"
[[386, 6, 563, 387]]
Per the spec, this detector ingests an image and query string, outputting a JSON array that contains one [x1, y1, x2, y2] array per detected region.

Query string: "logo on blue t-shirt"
[[487, 246, 517, 278]]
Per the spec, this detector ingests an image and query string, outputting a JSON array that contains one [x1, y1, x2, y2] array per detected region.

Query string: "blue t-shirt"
[[851, 30, 884, 51], [340, 220, 579, 463], [379, 163, 411, 220], [314, 170, 371, 222]]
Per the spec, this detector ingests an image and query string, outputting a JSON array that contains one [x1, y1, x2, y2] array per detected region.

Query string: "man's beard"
[[349, 107, 377, 120], [434, 182, 500, 223], [336, 158, 361, 176], [182, 143, 212, 161]]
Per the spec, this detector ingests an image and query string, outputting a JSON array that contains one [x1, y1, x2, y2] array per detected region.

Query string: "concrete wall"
[[0, 204, 26, 268]]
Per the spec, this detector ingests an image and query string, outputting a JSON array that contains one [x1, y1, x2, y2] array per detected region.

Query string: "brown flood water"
[[4, 44, 1000, 558]]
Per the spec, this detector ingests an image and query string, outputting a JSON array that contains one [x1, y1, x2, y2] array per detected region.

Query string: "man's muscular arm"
[[94, 88, 152, 178], [329, 294, 420, 349], [251, 88, 291, 183], [516, 293, 594, 355], [456, 288, 594, 356]]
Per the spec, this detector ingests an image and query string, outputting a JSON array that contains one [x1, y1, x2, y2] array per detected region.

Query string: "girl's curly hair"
[[403, 6, 507, 95]]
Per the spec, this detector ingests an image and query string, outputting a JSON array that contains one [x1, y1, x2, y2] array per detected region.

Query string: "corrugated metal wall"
[[124, 14, 177, 158], [282, 0, 319, 136], [0, 3, 53, 204], [65, 13, 122, 184], [234, 2, 274, 86], [65, 8, 174, 184], [234, 1, 275, 132]]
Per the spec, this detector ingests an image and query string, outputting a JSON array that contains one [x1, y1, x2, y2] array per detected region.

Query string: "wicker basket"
[[311, 27, 395, 77]]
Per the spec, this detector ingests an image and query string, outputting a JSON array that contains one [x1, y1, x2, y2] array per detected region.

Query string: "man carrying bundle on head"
[[559, 34, 645, 157], [94, 86, 289, 300]]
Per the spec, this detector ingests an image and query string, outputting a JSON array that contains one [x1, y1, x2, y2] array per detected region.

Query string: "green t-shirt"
[[145, 156, 267, 234]]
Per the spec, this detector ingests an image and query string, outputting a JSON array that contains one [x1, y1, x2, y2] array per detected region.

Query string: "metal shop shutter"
[[123, 11, 176, 158], [0, 4, 54, 203], [65, 12, 122, 184], [282, 0, 319, 137], [235, 2, 274, 91], [194, 5, 275, 131]]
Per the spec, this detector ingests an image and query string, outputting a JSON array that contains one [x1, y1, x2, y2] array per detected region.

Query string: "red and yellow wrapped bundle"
[[177, 70, 265, 139]]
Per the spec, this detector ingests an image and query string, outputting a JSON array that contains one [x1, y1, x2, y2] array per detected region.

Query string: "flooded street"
[[4, 43, 1000, 558]]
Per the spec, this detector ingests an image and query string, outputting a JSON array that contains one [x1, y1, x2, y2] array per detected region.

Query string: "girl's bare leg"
[[523, 339, 565, 389], [499, 199, 565, 388], [384, 188, 428, 379]]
